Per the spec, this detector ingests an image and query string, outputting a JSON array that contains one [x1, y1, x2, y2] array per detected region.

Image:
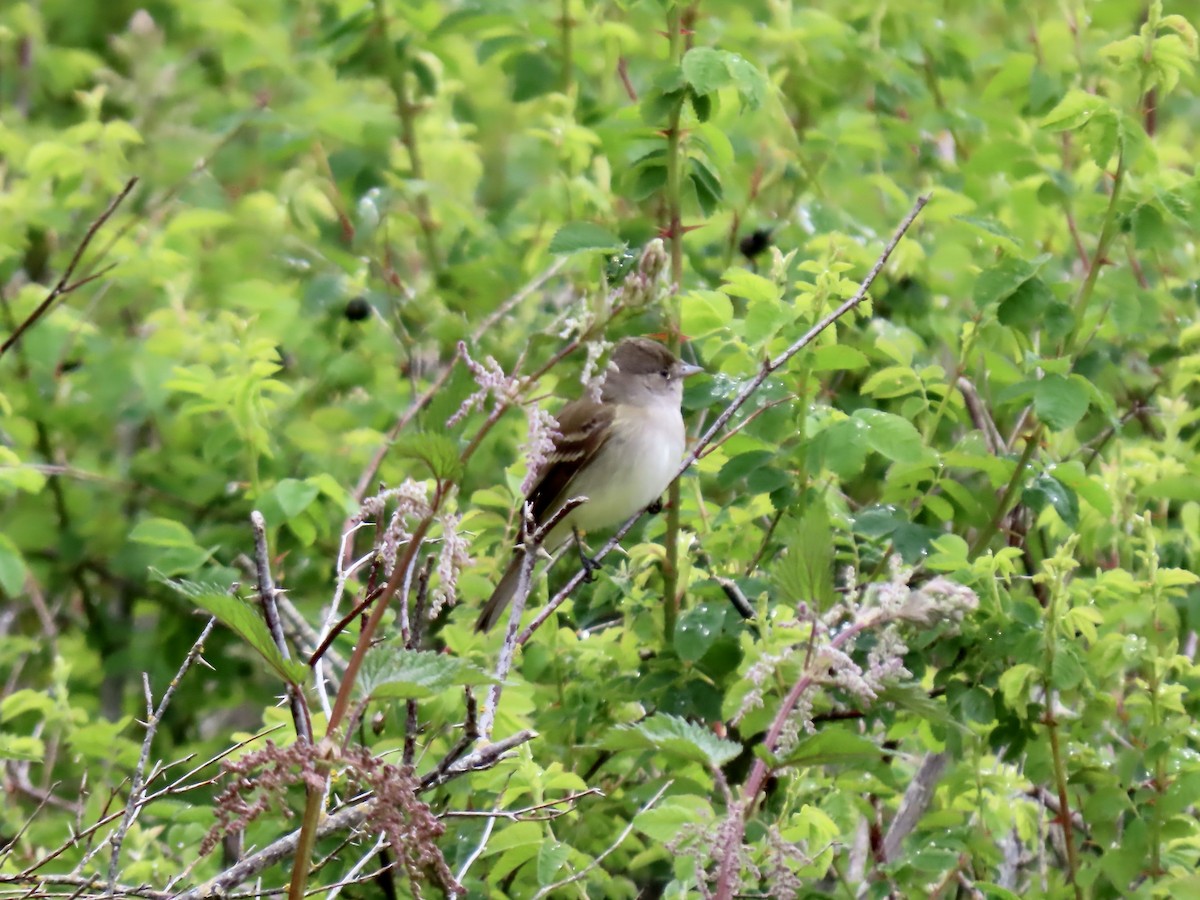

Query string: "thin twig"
[[1, 177, 137, 359], [530, 781, 672, 899], [479, 497, 587, 737], [251, 511, 311, 744], [105, 618, 216, 891]]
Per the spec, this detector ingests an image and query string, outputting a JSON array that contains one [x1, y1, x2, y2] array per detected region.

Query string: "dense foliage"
[[2, 0, 1200, 898]]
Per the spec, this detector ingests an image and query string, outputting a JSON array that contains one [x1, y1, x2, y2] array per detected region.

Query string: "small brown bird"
[[475, 337, 703, 632]]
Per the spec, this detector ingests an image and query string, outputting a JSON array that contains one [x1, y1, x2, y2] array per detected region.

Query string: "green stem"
[[969, 429, 1040, 556], [661, 3, 686, 644], [559, 0, 573, 94], [371, 0, 441, 278], [1042, 570, 1083, 899]]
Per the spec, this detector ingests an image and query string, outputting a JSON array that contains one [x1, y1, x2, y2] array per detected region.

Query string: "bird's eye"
[[660, 367, 671, 379]]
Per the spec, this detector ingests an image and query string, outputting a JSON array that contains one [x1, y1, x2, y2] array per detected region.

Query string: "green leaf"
[[953, 216, 1023, 255], [1023, 474, 1079, 528], [1039, 88, 1111, 132], [681, 47, 733, 95], [392, 433, 463, 482], [129, 518, 213, 576], [635, 794, 714, 842], [604, 714, 741, 767], [681, 289, 733, 337], [548, 222, 625, 255], [973, 254, 1050, 307], [807, 344, 869, 372], [506, 51, 557, 102], [725, 54, 769, 110], [997, 277, 1052, 327], [1033, 374, 1089, 431], [0, 534, 28, 595], [853, 409, 932, 464], [0, 732, 45, 761], [769, 728, 886, 768], [272, 478, 320, 519], [155, 576, 309, 684], [536, 840, 570, 885], [674, 602, 725, 662], [129, 517, 199, 548], [688, 157, 722, 217], [358, 646, 494, 700], [775, 505, 836, 611]]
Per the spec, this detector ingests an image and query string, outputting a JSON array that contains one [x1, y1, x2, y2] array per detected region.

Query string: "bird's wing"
[[525, 398, 615, 526]]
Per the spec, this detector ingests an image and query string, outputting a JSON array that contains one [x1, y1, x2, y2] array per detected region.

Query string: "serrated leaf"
[[604, 713, 741, 767], [155, 575, 309, 684], [681, 47, 732, 95], [548, 222, 625, 255], [725, 54, 769, 110], [1033, 374, 1089, 431], [358, 647, 494, 700], [393, 433, 463, 482]]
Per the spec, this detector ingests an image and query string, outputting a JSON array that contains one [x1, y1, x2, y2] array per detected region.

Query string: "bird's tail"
[[474, 554, 525, 633]]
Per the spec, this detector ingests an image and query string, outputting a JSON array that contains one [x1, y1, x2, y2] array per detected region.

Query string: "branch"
[[1, 177, 137, 359], [481, 497, 587, 736], [251, 511, 311, 744], [881, 751, 949, 861], [518, 193, 931, 645], [106, 618, 217, 890], [530, 781, 672, 899]]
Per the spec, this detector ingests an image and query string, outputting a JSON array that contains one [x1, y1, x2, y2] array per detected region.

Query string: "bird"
[[475, 337, 703, 632]]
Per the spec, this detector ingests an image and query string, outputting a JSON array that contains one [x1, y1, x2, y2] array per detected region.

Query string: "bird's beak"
[[677, 362, 704, 378]]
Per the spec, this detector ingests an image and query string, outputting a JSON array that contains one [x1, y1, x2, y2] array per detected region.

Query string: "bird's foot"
[[646, 498, 664, 515]]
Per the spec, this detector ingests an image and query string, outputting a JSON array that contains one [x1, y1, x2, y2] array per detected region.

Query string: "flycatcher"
[[475, 337, 703, 632]]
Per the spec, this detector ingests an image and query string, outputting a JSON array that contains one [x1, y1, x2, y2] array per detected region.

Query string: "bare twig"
[[0, 873, 170, 899], [251, 511, 311, 744], [530, 781, 672, 899], [440, 788, 602, 821], [881, 751, 949, 861], [418, 729, 536, 792], [519, 194, 931, 646], [106, 617, 217, 892], [1, 177, 138, 359], [479, 497, 587, 737]]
